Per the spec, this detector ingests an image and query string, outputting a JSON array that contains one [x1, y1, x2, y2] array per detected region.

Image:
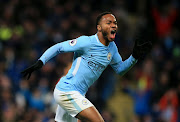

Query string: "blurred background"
[[0, 0, 179, 122]]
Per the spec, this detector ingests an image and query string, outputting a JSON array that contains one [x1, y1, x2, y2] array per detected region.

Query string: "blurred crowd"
[[0, 0, 179, 122]]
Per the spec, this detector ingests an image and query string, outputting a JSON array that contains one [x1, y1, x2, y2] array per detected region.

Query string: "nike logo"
[[137, 41, 151, 46]]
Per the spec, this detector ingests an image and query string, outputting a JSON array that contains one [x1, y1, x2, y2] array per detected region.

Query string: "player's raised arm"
[[21, 36, 90, 80], [110, 51, 137, 76], [111, 28, 152, 76]]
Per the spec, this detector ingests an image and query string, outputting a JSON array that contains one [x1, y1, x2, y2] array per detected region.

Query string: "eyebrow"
[[106, 20, 117, 23]]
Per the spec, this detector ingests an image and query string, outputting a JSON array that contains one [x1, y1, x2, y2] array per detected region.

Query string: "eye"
[[107, 23, 110, 25]]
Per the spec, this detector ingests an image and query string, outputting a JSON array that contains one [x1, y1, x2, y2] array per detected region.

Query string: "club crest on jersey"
[[107, 52, 112, 60], [69, 39, 77, 46]]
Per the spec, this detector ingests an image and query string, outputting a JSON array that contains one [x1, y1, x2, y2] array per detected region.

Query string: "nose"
[[111, 23, 117, 28]]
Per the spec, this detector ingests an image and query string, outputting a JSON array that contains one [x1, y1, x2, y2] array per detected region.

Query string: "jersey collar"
[[95, 33, 111, 48], [95, 34, 100, 43]]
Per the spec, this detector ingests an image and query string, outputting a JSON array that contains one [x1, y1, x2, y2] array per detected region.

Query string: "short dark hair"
[[96, 12, 112, 26]]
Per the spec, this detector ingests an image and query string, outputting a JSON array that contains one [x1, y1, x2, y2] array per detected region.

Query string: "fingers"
[[20, 61, 43, 80], [27, 72, 32, 80], [21, 67, 31, 74], [22, 72, 28, 78], [21, 72, 30, 80], [21, 69, 32, 80], [20, 70, 26, 74]]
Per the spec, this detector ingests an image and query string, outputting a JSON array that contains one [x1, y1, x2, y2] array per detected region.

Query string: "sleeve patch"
[[69, 39, 77, 46]]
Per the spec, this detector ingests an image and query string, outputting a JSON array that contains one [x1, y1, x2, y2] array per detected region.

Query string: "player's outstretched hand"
[[21, 60, 43, 80], [132, 30, 152, 60]]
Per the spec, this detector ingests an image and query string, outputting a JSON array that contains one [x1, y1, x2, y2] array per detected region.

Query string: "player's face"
[[98, 14, 118, 42]]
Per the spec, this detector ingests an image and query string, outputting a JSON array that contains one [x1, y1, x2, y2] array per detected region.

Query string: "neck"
[[97, 32, 110, 46]]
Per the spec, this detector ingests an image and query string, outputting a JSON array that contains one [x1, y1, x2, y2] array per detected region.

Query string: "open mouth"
[[110, 30, 116, 39]]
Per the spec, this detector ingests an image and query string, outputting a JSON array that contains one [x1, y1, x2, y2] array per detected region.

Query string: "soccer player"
[[21, 12, 152, 122]]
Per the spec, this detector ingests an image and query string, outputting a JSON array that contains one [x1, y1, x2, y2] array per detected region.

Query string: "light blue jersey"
[[39, 34, 137, 95]]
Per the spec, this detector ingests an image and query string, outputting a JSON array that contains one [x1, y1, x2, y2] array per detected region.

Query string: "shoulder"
[[77, 35, 91, 42], [74, 35, 92, 48], [110, 41, 118, 51], [76, 35, 94, 46]]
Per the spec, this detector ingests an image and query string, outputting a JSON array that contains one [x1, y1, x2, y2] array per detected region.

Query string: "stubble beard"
[[101, 29, 109, 42]]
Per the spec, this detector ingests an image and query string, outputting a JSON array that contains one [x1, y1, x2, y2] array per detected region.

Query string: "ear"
[[97, 25, 102, 32]]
